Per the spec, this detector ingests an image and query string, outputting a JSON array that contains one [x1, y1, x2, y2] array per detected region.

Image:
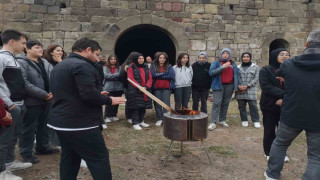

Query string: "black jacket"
[[48, 53, 112, 129], [277, 45, 320, 131], [191, 61, 212, 90]]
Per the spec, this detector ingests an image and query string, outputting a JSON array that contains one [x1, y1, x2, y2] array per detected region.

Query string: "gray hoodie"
[[173, 65, 193, 88]]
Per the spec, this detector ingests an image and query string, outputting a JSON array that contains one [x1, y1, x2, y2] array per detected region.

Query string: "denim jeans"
[[266, 122, 320, 180], [237, 99, 260, 122], [154, 89, 171, 120], [192, 90, 209, 113]]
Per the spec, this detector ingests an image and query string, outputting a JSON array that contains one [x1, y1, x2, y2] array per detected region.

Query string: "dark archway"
[[115, 25, 176, 65], [269, 39, 290, 54]]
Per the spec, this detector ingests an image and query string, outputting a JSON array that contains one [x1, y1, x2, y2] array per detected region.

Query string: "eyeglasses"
[[279, 54, 290, 57]]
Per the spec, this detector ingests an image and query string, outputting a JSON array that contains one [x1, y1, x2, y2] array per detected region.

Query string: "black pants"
[[192, 90, 209, 113], [124, 88, 132, 119], [262, 110, 280, 156], [129, 108, 146, 125], [56, 128, 112, 180], [104, 91, 123, 118]]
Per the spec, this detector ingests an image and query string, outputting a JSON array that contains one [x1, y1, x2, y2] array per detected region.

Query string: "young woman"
[[191, 52, 211, 113], [259, 48, 290, 162], [127, 52, 153, 130], [103, 55, 123, 123], [43, 44, 67, 66], [236, 52, 261, 128], [173, 53, 193, 110], [208, 48, 241, 130], [150, 52, 175, 126]]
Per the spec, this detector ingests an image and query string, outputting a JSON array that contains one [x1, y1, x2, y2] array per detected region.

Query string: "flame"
[[182, 107, 200, 115]]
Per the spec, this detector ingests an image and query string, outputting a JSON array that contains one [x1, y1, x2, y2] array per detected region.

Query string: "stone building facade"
[[1, 0, 320, 65]]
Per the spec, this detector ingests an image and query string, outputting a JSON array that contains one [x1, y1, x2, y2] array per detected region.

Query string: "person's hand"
[[52, 55, 62, 63], [242, 86, 248, 91], [2, 111, 12, 121], [276, 77, 285, 83], [222, 62, 231, 68], [45, 93, 53, 101], [8, 105, 15, 111], [276, 99, 283, 106], [110, 97, 127, 105], [101, 91, 109, 96]]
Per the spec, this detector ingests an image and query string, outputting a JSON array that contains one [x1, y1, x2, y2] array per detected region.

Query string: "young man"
[[16, 40, 59, 164], [0, 30, 32, 180], [264, 30, 320, 180], [47, 38, 126, 180]]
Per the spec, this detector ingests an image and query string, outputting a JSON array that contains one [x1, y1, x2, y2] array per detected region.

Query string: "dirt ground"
[[15, 99, 308, 180]]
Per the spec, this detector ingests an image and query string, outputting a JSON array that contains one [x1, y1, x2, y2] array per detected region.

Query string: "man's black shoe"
[[34, 148, 60, 155], [23, 155, 39, 164]]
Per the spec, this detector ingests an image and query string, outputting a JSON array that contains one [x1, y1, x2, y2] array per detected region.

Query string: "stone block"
[[146, 2, 156, 11], [61, 7, 72, 15], [163, 3, 171, 11], [25, 12, 43, 21], [156, 2, 162, 10], [108, 24, 120, 36], [174, 12, 191, 18], [109, 1, 122, 9], [141, 14, 152, 24], [8, 22, 42, 32], [43, 0, 56, 5], [234, 8, 247, 15], [209, 23, 225, 32], [3, 3, 17, 11], [71, 7, 86, 15], [258, 9, 269, 16], [80, 23, 91, 32], [44, 14, 61, 21], [65, 32, 80, 39], [29, 32, 42, 39], [128, 2, 136, 9], [77, 15, 91, 22], [30, 5, 47, 13], [264, 0, 277, 9], [239, 0, 255, 8], [225, 24, 236, 32], [186, 4, 204, 14], [43, 21, 60, 30], [207, 41, 218, 50], [48, 6, 60, 14], [255, 1, 263, 9], [17, 4, 30, 11], [84, 0, 101, 8], [247, 9, 257, 16], [5, 12, 24, 19], [60, 21, 81, 31], [42, 31, 53, 38], [225, 0, 239, 4], [118, 9, 139, 17], [136, 1, 146, 10], [52, 31, 64, 39], [101, 0, 109, 7], [191, 40, 206, 50], [202, 0, 224, 4], [34, 0, 42, 4], [63, 15, 77, 21], [11, 0, 23, 4], [172, 3, 182, 12], [195, 23, 208, 32], [205, 4, 218, 14], [278, 1, 293, 10], [86, 8, 117, 16], [270, 10, 285, 17], [188, 32, 205, 40], [23, 0, 34, 4], [70, 0, 83, 7], [243, 15, 254, 21]]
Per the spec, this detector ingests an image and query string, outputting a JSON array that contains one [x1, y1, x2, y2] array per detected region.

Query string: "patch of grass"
[[208, 146, 238, 158], [292, 132, 307, 146]]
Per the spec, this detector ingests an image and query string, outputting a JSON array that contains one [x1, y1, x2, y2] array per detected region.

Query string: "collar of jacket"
[[68, 53, 96, 67]]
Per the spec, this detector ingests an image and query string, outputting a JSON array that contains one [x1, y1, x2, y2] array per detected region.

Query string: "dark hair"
[[43, 44, 67, 66], [176, 52, 190, 68], [26, 40, 42, 49], [241, 52, 252, 61], [106, 54, 119, 69], [154, 52, 169, 73], [1, 29, 28, 45], [72, 38, 102, 52]]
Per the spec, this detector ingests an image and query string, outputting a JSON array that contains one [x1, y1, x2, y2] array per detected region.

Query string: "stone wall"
[[1, 0, 320, 65]]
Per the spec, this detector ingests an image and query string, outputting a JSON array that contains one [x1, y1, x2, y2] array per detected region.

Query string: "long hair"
[[176, 52, 190, 68], [43, 44, 67, 66], [106, 54, 119, 70], [154, 52, 169, 73]]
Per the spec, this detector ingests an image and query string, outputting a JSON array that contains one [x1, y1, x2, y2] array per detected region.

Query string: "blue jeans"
[[266, 122, 320, 180], [154, 89, 171, 120]]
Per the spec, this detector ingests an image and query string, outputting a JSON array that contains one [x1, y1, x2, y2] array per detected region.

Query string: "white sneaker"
[[133, 124, 142, 130], [6, 160, 32, 171], [80, 159, 87, 168], [127, 119, 132, 124], [208, 123, 216, 131], [284, 156, 290, 163], [155, 120, 162, 126], [266, 155, 269, 161], [0, 170, 22, 180], [242, 121, 248, 127], [102, 124, 107, 129], [112, 117, 119, 121], [264, 171, 277, 180], [139, 122, 150, 128], [104, 117, 112, 123], [254, 122, 261, 128], [219, 121, 229, 128]]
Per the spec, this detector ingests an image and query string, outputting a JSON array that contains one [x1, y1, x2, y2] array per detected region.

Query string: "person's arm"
[[73, 64, 112, 105], [247, 66, 260, 87], [150, 65, 169, 78], [259, 68, 284, 98], [127, 67, 141, 88], [103, 66, 120, 81], [146, 69, 153, 88], [209, 61, 226, 77], [0, 58, 13, 108]]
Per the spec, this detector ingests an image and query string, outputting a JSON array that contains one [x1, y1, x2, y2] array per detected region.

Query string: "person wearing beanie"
[[127, 52, 153, 130], [235, 52, 261, 128], [208, 48, 241, 130], [191, 51, 211, 113], [259, 48, 290, 162]]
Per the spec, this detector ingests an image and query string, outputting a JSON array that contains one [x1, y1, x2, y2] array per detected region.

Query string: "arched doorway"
[[269, 39, 290, 54], [115, 24, 176, 65]]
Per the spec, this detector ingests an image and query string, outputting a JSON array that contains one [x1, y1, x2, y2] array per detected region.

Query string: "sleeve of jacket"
[[146, 69, 153, 89], [103, 67, 120, 81], [73, 64, 112, 106], [17, 60, 48, 100], [150, 65, 169, 79], [0, 57, 13, 107], [259, 68, 284, 98], [247, 65, 260, 87], [209, 61, 226, 77]]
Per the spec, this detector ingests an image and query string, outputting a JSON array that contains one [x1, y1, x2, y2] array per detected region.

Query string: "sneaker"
[[80, 159, 87, 168], [0, 170, 22, 180], [208, 123, 216, 131], [112, 117, 119, 121], [139, 122, 150, 128], [264, 171, 277, 180], [133, 124, 142, 130], [219, 121, 229, 128], [254, 122, 261, 128], [104, 117, 112, 123], [127, 119, 132, 124], [34, 148, 60, 155], [22, 155, 39, 164], [266, 155, 269, 161], [102, 124, 107, 129], [242, 121, 248, 127], [284, 156, 290, 163], [5, 160, 32, 171], [155, 120, 162, 126]]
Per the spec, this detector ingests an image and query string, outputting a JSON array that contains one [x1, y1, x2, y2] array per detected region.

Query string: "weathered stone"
[[3, 3, 17, 11], [239, 0, 255, 8], [71, 7, 86, 15], [11, 0, 23, 4], [205, 4, 218, 14], [29, 32, 42, 39], [108, 1, 122, 9], [258, 9, 270, 16], [264, 0, 277, 9], [65, 32, 80, 39], [255, 1, 263, 9], [172, 3, 182, 12], [163, 3, 171, 11], [202, 0, 224, 4], [188, 32, 204, 40], [136, 1, 146, 10], [207, 41, 218, 50], [195, 23, 208, 32], [146, 2, 156, 11], [48, 6, 60, 14], [17, 4, 30, 11], [118, 9, 139, 17], [30, 5, 47, 13], [128, 2, 136, 9], [190, 40, 206, 50], [43, 0, 55, 5], [44, 14, 61, 21], [101, 0, 109, 7], [23, 0, 34, 4], [70, 0, 83, 7], [84, 0, 101, 8], [233, 8, 247, 15], [80, 23, 91, 32], [34, 0, 42, 4], [209, 23, 225, 32], [60, 21, 81, 31], [42, 31, 53, 38], [185, 4, 204, 14], [247, 9, 257, 16], [5, 12, 24, 19], [43, 21, 60, 30], [77, 15, 91, 22], [225, 24, 236, 32], [108, 24, 120, 36], [155, 2, 162, 10], [8, 22, 42, 32], [86, 8, 117, 16], [278, 1, 293, 10], [225, 0, 239, 5]]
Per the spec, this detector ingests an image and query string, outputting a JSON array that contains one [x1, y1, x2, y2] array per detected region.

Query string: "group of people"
[[0, 28, 319, 180]]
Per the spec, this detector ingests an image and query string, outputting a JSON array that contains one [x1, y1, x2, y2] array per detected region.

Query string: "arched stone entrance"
[[115, 24, 176, 65], [269, 39, 290, 54]]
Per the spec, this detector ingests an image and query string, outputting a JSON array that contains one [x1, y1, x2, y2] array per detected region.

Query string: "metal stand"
[[162, 140, 212, 167]]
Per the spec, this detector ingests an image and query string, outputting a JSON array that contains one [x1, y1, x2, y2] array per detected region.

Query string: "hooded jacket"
[[191, 59, 211, 90], [259, 48, 288, 111], [276, 45, 320, 131]]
